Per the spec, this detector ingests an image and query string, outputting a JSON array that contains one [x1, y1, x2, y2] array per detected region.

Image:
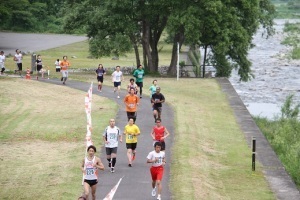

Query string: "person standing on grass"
[[151, 118, 170, 151], [55, 59, 61, 72], [60, 55, 70, 85], [95, 64, 106, 92], [124, 118, 141, 167], [35, 54, 43, 79], [111, 66, 123, 98], [133, 64, 145, 98], [81, 145, 104, 200], [14, 49, 23, 77], [103, 119, 122, 173], [127, 78, 138, 94], [0, 51, 6, 75], [151, 87, 165, 122], [124, 88, 140, 123], [147, 142, 166, 200]]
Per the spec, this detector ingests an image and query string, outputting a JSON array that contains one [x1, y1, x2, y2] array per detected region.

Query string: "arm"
[[147, 157, 159, 163], [150, 128, 155, 140], [103, 135, 108, 144], [81, 159, 85, 174], [161, 127, 170, 140], [95, 157, 105, 170], [119, 134, 123, 143]]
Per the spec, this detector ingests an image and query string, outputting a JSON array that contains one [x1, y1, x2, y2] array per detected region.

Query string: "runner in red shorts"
[[146, 142, 166, 200]]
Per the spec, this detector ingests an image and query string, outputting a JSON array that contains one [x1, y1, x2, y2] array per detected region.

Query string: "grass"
[[0, 41, 275, 199], [272, 0, 300, 19], [281, 22, 300, 59]]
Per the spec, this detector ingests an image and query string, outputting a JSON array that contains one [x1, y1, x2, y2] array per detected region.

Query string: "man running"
[[124, 88, 140, 123], [124, 118, 141, 167], [147, 142, 166, 200], [151, 87, 165, 122], [151, 118, 170, 151], [111, 66, 123, 98], [95, 64, 106, 92], [133, 64, 145, 98], [103, 119, 122, 173]]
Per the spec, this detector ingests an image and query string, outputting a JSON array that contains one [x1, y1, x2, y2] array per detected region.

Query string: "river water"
[[229, 19, 300, 119]]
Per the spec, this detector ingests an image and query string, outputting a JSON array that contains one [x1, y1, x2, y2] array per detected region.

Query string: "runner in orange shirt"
[[60, 55, 71, 85], [124, 88, 140, 123]]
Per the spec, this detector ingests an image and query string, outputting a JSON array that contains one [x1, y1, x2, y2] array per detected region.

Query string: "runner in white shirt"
[[81, 145, 104, 200], [0, 51, 5, 75], [103, 118, 122, 173], [147, 142, 166, 200], [111, 66, 124, 98], [14, 49, 23, 76]]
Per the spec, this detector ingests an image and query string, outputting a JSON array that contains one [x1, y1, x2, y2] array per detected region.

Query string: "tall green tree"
[[166, 0, 275, 81]]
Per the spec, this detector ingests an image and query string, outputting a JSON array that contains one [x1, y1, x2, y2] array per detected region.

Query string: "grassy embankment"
[[0, 40, 275, 199]]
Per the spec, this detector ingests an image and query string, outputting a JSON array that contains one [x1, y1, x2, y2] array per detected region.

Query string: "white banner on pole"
[[103, 177, 124, 200]]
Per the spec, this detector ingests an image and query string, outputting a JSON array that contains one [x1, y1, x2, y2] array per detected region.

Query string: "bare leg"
[[127, 149, 132, 165]]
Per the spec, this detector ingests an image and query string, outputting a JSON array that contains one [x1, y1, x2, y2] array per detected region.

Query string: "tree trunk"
[[142, 20, 153, 72], [168, 31, 185, 75], [130, 35, 140, 67]]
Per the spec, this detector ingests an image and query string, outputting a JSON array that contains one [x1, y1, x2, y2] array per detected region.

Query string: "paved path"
[[42, 78, 174, 200]]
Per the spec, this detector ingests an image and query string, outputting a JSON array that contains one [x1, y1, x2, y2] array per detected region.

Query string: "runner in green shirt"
[[133, 64, 145, 98]]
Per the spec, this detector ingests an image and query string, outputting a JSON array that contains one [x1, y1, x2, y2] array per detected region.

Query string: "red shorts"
[[150, 165, 164, 181]]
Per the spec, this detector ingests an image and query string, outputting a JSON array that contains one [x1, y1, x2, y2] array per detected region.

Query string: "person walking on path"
[[81, 145, 104, 200], [111, 66, 123, 98], [14, 49, 23, 77], [103, 119, 122, 173], [124, 88, 140, 123], [151, 118, 170, 151], [133, 64, 145, 98], [151, 87, 165, 122], [149, 79, 158, 96], [127, 78, 138, 94], [124, 118, 141, 167], [0, 51, 6, 75], [60, 55, 70, 85], [95, 64, 106, 92], [147, 142, 166, 200], [35, 54, 44, 79]]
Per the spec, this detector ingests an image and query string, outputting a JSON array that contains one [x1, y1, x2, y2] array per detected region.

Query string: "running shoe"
[[151, 188, 156, 197], [117, 96, 120, 99], [108, 162, 111, 168], [157, 195, 161, 200], [111, 167, 115, 173], [128, 164, 132, 167], [132, 152, 136, 161]]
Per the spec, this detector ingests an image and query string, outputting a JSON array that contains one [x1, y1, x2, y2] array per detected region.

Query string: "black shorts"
[[114, 82, 121, 87], [97, 76, 104, 83], [37, 65, 42, 71], [106, 147, 118, 155], [126, 143, 137, 150], [153, 107, 162, 113], [84, 179, 98, 187], [17, 63, 22, 71], [136, 82, 143, 87], [56, 68, 61, 72], [127, 112, 137, 121]]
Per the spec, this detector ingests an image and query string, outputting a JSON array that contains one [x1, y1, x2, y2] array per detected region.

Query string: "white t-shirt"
[[0, 55, 5, 63], [147, 150, 165, 167], [112, 71, 123, 82], [103, 126, 121, 148], [14, 53, 22, 63], [84, 156, 98, 180], [55, 61, 61, 68]]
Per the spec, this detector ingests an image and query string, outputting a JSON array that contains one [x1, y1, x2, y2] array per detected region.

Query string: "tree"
[[166, 0, 275, 81]]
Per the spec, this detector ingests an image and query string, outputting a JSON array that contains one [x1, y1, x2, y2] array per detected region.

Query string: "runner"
[[0, 51, 6, 75], [150, 118, 170, 151], [60, 55, 70, 85], [133, 64, 145, 98], [111, 66, 123, 98], [124, 118, 141, 167], [124, 88, 140, 123], [95, 64, 106, 92], [127, 78, 138, 94], [103, 118, 122, 173], [81, 145, 104, 200], [151, 87, 165, 122], [14, 49, 23, 77], [147, 142, 166, 200], [35, 54, 43, 79], [149, 79, 158, 96]]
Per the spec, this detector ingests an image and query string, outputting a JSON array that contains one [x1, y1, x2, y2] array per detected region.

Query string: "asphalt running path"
[[42, 78, 174, 200]]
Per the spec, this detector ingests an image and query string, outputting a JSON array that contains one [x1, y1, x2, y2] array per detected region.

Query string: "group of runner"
[[80, 65, 170, 200]]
